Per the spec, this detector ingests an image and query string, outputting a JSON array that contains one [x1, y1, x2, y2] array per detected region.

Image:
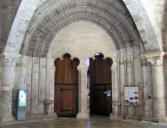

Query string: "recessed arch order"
[[20, 0, 143, 57]]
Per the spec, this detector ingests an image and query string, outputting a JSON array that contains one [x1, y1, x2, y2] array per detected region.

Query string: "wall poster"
[[124, 87, 139, 104]]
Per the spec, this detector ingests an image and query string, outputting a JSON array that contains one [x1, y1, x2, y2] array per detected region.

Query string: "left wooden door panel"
[[55, 85, 77, 116], [54, 54, 79, 117]]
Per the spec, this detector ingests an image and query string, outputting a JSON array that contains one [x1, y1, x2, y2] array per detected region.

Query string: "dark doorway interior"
[[89, 53, 112, 115], [54, 54, 79, 117]]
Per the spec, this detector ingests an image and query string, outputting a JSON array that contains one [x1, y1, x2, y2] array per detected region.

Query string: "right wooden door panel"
[[90, 55, 112, 115], [93, 84, 111, 114]]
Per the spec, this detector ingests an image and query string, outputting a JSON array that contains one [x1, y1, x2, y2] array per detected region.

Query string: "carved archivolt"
[[20, 0, 142, 57]]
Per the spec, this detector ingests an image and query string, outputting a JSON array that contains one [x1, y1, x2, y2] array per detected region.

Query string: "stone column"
[[77, 60, 89, 119], [134, 57, 144, 119], [14, 56, 27, 89], [0, 53, 19, 122], [127, 56, 133, 118], [120, 57, 126, 117], [127, 56, 134, 85], [146, 54, 167, 122], [141, 57, 153, 121], [12, 56, 27, 117], [110, 57, 121, 118], [46, 57, 57, 118]]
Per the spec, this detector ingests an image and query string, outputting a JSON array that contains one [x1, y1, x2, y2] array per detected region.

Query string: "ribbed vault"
[[21, 0, 143, 57]]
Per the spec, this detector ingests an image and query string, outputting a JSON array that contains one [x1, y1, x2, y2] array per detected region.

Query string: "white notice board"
[[124, 87, 139, 104]]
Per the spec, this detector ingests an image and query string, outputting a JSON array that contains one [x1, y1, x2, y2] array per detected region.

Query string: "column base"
[[77, 112, 89, 119], [142, 115, 154, 122], [46, 113, 57, 119], [0, 115, 14, 122], [26, 112, 57, 120], [111, 102, 121, 119], [109, 113, 121, 120], [158, 116, 167, 123]]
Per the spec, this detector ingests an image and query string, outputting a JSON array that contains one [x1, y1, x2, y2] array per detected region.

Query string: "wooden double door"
[[90, 54, 112, 115], [54, 54, 79, 117]]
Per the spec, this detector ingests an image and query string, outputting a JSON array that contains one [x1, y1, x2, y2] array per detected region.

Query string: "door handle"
[[104, 90, 111, 94], [104, 90, 111, 96]]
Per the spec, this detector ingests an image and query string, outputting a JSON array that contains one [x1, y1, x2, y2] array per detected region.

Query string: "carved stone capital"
[[146, 56, 162, 66], [126, 56, 133, 67], [144, 51, 162, 66], [119, 57, 127, 65], [111, 57, 119, 70], [0, 56, 17, 66], [0, 52, 21, 66]]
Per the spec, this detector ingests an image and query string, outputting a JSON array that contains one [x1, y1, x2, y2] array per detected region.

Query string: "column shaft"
[[77, 65, 89, 119], [0, 54, 17, 122]]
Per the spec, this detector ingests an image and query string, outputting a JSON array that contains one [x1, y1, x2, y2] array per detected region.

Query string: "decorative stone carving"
[[144, 51, 162, 66], [146, 56, 162, 66], [0, 56, 18, 66], [21, 0, 141, 57]]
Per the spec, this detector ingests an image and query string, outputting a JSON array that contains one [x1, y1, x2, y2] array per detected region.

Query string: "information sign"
[[124, 87, 139, 104], [18, 90, 26, 107], [17, 89, 27, 120]]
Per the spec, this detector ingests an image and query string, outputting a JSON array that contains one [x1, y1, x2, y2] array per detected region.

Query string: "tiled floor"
[[0, 116, 167, 128]]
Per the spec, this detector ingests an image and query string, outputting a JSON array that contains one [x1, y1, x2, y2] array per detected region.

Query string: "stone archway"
[[15, 2, 145, 119], [1, 0, 160, 54], [47, 21, 117, 118], [20, 0, 142, 57], [0, 0, 157, 122]]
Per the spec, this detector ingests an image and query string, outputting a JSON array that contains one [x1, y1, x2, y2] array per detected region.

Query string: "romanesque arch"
[[1, 0, 166, 123], [20, 0, 142, 57]]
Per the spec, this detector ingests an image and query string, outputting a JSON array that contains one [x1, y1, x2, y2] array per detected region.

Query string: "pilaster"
[[77, 60, 89, 119], [127, 56, 134, 85], [119, 57, 127, 118], [0, 52, 20, 122], [110, 57, 121, 118], [145, 53, 167, 122], [141, 56, 153, 121]]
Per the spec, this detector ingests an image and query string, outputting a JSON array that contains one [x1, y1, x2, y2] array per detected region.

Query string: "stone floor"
[[0, 116, 167, 128]]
